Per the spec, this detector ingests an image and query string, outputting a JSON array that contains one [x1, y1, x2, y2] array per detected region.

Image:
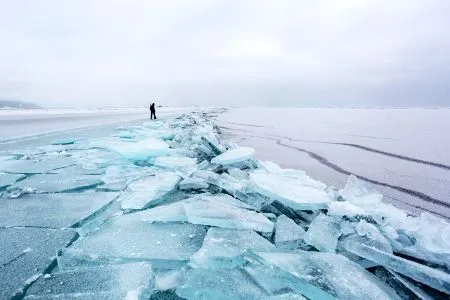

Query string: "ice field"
[[0, 108, 449, 299], [216, 108, 450, 219]]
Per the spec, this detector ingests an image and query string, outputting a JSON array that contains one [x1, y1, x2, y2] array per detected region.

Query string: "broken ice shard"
[[211, 147, 255, 165], [304, 213, 341, 252], [7, 173, 103, 194], [274, 215, 306, 249], [176, 267, 268, 300], [137, 201, 188, 223], [99, 137, 170, 160], [190, 227, 275, 268], [183, 197, 273, 232], [154, 156, 198, 174], [120, 172, 180, 210], [25, 262, 154, 298], [340, 174, 383, 203], [58, 216, 206, 270], [343, 240, 450, 294], [245, 251, 401, 300], [0, 172, 25, 189], [52, 138, 76, 145], [179, 177, 209, 190], [250, 172, 334, 210]]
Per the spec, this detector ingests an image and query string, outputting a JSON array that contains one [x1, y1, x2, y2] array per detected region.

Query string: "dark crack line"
[[322, 142, 450, 170], [276, 140, 450, 209], [219, 125, 450, 171], [383, 195, 449, 219], [0, 252, 28, 268]]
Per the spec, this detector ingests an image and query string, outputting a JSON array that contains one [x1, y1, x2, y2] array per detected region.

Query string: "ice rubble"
[[1, 111, 449, 299]]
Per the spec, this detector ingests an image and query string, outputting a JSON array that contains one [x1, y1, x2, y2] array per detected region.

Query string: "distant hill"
[[0, 100, 41, 109]]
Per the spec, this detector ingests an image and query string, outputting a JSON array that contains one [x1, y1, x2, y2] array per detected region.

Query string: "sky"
[[0, 0, 449, 108]]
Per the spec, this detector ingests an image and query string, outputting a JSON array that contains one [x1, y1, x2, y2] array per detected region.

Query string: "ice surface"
[[99, 137, 170, 161], [190, 227, 275, 268], [304, 213, 341, 252], [2, 110, 450, 299], [245, 251, 401, 300], [58, 216, 206, 269], [120, 172, 180, 210], [25, 262, 154, 298], [154, 156, 198, 174], [344, 240, 450, 293], [8, 173, 103, 194], [331, 175, 450, 267], [0, 172, 25, 189], [154, 269, 185, 291], [211, 147, 255, 165], [274, 215, 306, 249], [138, 201, 188, 223], [1, 157, 75, 174], [250, 171, 334, 210], [227, 167, 249, 180], [183, 197, 273, 232], [0, 227, 77, 299], [179, 177, 209, 190], [176, 267, 268, 300], [0, 192, 118, 228]]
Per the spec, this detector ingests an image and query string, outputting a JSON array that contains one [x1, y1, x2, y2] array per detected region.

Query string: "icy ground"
[[0, 109, 449, 299], [215, 108, 450, 219]]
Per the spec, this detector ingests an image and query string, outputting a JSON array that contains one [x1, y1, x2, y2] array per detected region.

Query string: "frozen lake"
[[215, 108, 450, 218]]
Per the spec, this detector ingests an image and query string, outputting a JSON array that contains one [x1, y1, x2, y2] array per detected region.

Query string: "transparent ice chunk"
[[99, 137, 170, 161], [344, 240, 450, 294], [154, 156, 197, 171], [176, 267, 268, 300], [52, 138, 76, 145], [120, 172, 180, 210], [227, 168, 249, 180], [274, 215, 307, 249], [8, 173, 103, 194], [250, 172, 334, 210], [25, 262, 154, 298], [137, 201, 188, 223], [340, 174, 383, 204], [183, 197, 273, 232], [304, 213, 341, 252], [154, 269, 185, 291], [211, 147, 255, 166], [190, 227, 275, 268], [59, 217, 207, 270], [245, 251, 401, 300], [179, 177, 209, 190]]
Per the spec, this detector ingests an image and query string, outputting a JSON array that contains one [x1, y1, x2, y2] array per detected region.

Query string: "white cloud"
[[0, 0, 449, 107]]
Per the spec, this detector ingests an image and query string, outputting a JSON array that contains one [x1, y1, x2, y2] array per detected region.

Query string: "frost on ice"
[[1, 110, 449, 299]]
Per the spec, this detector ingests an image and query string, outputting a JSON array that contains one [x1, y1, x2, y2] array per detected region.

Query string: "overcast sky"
[[1, 0, 449, 108]]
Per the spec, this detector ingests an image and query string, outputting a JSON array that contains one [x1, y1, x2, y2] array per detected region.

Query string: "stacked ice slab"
[[2, 110, 449, 299]]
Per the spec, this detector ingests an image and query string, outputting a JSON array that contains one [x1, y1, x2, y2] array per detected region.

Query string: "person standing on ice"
[[150, 103, 157, 119]]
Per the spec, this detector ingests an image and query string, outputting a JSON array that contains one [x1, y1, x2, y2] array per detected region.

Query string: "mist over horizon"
[[1, 1, 450, 108]]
